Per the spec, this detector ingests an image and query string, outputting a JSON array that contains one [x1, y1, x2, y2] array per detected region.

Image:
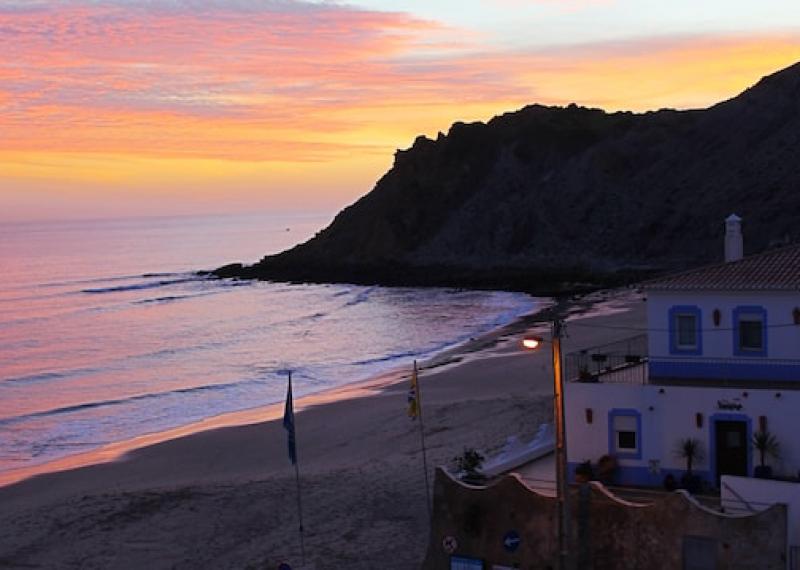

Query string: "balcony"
[[565, 334, 649, 385], [566, 333, 800, 388]]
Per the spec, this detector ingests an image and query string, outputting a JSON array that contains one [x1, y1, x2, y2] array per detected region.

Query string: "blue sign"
[[503, 530, 521, 552], [450, 556, 483, 570], [277, 564, 292, 570]]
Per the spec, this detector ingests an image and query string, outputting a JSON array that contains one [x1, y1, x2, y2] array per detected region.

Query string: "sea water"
[[0, 213, 536, 475]]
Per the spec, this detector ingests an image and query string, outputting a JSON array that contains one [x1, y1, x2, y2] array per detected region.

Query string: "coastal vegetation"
[[675, 437, 705, 493], [752, 430, 781, 478]]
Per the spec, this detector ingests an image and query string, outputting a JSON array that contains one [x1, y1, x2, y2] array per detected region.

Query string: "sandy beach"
[[0, 289, 646, 570]]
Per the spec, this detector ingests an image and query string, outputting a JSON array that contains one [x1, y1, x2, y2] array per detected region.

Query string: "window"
[[676, 314, 698, 348], [726, 430, 743, 448], [609, 409, 642, 458], [733, 306, 767, 357], [738, 318, 763, 351], [613, 414, 638, 453], [669, 306, 702, 355]]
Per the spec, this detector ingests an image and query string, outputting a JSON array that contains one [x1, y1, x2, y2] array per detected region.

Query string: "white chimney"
[[725, 214, 743, 263]]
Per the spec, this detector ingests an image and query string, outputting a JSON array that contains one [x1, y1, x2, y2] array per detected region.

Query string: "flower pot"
[[681, 473, 702, 494], [575, 461, 594, 483], [754, 465, 773, 479]]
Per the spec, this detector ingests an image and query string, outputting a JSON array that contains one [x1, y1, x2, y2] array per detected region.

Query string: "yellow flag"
[[407, 361, 420, 420]]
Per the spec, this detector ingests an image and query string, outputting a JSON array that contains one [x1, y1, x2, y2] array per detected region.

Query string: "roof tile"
[[645, 243, 800, 291]]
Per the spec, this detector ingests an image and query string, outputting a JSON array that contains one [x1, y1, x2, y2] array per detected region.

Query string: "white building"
[[565, 216, 800, 489]]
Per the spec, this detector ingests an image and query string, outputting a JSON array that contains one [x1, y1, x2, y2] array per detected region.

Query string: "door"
[[715, 420, 748, 481], [682, 536, 718, 570]]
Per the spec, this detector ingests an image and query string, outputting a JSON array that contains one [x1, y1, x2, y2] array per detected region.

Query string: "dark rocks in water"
[[213, 263, 245, 279], [215, 62, 800, 293]]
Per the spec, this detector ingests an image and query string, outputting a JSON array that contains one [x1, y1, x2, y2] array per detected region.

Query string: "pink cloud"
[[2, 0, 799, 163], [1, 1, 441, 108]]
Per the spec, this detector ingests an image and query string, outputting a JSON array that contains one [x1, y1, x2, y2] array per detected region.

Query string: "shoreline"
[[0, 291, 547, 489], [0, 287, 645, 569], [0, 286, 637, 489], [0, 362, 411, 489]]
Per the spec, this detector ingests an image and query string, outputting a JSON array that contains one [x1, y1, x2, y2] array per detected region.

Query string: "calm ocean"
[[0, 213, 536, 476]]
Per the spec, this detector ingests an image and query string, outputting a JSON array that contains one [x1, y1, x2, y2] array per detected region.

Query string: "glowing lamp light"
[[522, 337, 542, 350]]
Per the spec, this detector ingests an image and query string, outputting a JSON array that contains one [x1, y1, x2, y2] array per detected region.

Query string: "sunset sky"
[[2, 0, 800, 222]]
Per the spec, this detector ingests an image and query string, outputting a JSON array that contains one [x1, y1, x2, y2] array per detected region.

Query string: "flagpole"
[[414, 361, 433, 521], [294, 457, 306, 566], [287, 372, 306, 566]]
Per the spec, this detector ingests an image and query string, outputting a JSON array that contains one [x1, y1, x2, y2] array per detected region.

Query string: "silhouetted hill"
[[216, 62, 800, 293]]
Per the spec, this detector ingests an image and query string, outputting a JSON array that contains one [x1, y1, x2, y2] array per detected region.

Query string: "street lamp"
[[522, 337, 542, 350], [523, 320, 570, 570]]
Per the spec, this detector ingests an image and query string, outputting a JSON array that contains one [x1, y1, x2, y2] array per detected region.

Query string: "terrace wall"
[[422, 468, 787, 570]]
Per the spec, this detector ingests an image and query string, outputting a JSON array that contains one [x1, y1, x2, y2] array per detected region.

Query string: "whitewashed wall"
[[647, 290, 800, 361], [565, 382, 800, 486], [721, 474, 800, 568]]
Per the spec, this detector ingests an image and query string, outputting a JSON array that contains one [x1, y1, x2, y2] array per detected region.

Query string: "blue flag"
[[283, 374, 297, 465]]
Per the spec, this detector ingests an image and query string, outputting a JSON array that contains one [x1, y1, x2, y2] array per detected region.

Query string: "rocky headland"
[[215, 62, 800, 294]]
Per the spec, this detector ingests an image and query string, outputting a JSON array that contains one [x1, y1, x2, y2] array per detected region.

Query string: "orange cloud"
[[1, 1, 450, 163], [1, 0, 799, 220]]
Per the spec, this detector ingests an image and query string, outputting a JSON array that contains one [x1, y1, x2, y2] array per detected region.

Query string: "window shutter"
[[614, 415, 637, 431]]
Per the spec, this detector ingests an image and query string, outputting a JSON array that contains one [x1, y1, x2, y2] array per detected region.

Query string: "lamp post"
[[524, 319, 570, 570]]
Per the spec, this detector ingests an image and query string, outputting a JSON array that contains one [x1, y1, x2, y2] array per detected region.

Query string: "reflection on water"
[[0, 214, 536, 476]]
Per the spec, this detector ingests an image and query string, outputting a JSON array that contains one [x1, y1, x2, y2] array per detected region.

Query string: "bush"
[[454, 448, 486, 484]]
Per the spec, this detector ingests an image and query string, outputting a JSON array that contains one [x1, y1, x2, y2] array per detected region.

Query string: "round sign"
[[277, 563, 292, 570], [503, 530, 521, 553], [442, 535, 458, 554]]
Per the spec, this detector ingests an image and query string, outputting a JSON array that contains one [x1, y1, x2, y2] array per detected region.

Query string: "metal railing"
[[565, 334, 649, 385]]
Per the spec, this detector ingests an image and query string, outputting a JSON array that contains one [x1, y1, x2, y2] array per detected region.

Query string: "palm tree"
[[676, 437, 704, 476], [752, 431, 779, 477], [675, 438, 704, 493]]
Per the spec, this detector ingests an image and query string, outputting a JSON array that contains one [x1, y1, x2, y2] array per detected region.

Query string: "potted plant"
[[596, 454, 618, 485], [752, 430, 780, 478], [454, 447, 486, 484], [575, 460, 594, 483], [675, 437, 704, 494]]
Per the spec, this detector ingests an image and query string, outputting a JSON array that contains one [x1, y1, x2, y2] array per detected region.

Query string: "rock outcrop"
[[216, 62, 800, 293]]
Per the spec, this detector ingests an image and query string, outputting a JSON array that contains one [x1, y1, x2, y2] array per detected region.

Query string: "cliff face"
[[218, 62, 800, 292]]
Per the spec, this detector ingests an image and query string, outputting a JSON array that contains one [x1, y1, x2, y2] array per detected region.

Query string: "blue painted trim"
[[648, 360, 800, 381], [607, 408, 642, 460], [709, 413, 752, 482], [567, 462, 712, 488], [733, 306, 768, 357], [449, 555, 484, 569], [668, 305, 702, 356]]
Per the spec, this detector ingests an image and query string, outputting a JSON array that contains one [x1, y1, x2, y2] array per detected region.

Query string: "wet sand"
[[0, 288, 645, 570]]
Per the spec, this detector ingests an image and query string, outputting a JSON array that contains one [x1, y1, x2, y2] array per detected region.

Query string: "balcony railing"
[[565, 334, 649, 385], [566, 334, 800, 387]]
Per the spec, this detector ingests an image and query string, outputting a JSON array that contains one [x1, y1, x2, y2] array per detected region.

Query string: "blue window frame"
[[733, 306, 767, 357], [608, 409, 642, 459], [668, 305, 702, 355]]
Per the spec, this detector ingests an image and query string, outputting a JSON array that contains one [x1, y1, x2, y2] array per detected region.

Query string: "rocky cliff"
[[216, 62, 800, 293]]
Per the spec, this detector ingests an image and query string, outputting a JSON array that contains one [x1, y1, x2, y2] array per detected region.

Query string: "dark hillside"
[[216, 62, 800, 293]]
